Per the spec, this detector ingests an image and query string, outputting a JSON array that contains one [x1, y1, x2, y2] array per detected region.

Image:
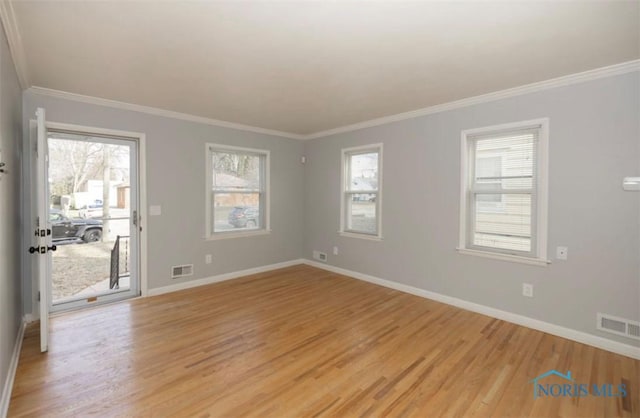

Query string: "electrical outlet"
[[556, 246, 568, 260], [205, 254, 212, 264], [333, 246, 339, 255], [522, 283, 534, 298]]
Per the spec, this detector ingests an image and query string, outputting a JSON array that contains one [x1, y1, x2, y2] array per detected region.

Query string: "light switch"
[[149, 205, 162, 216]]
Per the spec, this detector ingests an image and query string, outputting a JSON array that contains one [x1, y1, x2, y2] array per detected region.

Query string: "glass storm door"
[[45, 127, 140, 312]]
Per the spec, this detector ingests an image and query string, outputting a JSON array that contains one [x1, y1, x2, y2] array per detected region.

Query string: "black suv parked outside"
[[50, 209, 103, 243], [228, 206, 259, 228]]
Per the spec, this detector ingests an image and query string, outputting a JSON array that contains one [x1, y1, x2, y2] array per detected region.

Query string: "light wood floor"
[[9, 265, 639, 417]]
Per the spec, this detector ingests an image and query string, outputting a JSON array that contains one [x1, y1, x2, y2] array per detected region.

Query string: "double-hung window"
[[340, 144, 383, 239], [206, 144, 269, 239], [459, 119, 548, 265]]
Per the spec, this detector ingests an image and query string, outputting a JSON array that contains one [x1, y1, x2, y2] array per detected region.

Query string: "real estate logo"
[[530, 370, 627, 399]]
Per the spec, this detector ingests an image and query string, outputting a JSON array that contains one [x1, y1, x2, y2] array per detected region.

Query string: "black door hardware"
[[28, 245, 56, 254]]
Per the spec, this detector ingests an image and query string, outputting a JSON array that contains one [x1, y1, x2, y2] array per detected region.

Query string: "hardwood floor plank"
[[8, 265, 640, 417]]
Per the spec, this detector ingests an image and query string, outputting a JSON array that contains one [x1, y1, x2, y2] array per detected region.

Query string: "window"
[[459, 119, 548, 265], [205, 144, 269, 239], [340, 144, 382, 239], [50, 212, 64, 222]]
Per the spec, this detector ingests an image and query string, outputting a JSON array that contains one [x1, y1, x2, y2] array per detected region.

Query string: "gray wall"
[[22, 92, 305, 315], [304, 71, 640, 346], [0, 21, 23, 409], [17, 66, 640, 349]]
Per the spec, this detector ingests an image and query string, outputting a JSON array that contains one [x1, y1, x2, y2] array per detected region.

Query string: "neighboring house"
[[71, 180, 123, 209], [213, 173, 260, 207], [215, 193, 259, 208], [117, 184, 130, 209]]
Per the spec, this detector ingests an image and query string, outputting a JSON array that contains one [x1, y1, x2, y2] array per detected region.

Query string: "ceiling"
[[6, 1, 640, 136]]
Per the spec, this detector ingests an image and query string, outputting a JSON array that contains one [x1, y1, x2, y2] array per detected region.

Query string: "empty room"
[[0, 1, 639, 417]]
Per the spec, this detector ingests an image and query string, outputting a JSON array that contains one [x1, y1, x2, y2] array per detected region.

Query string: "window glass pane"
[[476, 155, 501, 179], [212, 152, 261, 191], [209, 147, 267, 236], [473, 194, 531, 252], [349, 152, 378, 191], [476, 192, 504, 214], [475, 132, 535, 190], [212, 192, 260, 233], [346, 193, 377, 234]]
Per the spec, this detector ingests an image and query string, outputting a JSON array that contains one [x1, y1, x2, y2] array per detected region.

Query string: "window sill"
[[339, 231, 383, 241], [206, 229, 272, 241], [456, 247, 550, 267]]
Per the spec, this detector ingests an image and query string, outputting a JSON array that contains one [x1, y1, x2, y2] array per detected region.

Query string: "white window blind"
[[469, 128, 538, 254]]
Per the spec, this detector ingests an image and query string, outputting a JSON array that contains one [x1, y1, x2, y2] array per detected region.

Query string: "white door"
[[35, 107, 50, 353], [32, 109, 143, 351]]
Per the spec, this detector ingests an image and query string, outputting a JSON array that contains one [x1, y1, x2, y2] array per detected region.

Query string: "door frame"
[[29, 120, 148, 320]]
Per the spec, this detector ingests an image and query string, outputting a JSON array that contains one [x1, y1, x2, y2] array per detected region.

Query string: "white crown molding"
[[0, 0, 29, 89], [27, 86, 306, 140], [26, 60, 639, 141], [304, 59, 640, 139], [303, 260, 640, 360]]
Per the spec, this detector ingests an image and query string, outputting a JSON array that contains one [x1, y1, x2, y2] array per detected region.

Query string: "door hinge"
[[38, 291, 40, 302], [133, 210, 138, 227]]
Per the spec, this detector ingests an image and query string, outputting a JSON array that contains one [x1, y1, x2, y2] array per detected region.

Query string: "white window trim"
[[458, 118, 550, 266], [339, 143, 383, 240], [205, 143, 271, 240]]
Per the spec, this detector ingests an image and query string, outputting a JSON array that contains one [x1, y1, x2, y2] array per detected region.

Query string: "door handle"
[[28, 245, 56, 254]]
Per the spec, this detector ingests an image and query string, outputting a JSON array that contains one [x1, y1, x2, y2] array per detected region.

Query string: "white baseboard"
[[303, 260, 640, 360], [148, 259, 305, 297], [0, 320, 26, 418]]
